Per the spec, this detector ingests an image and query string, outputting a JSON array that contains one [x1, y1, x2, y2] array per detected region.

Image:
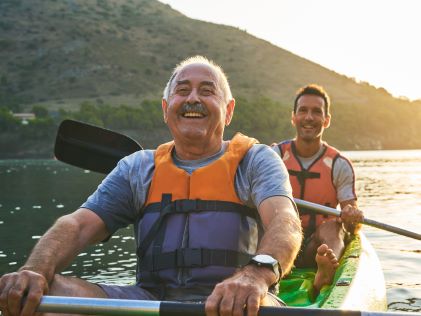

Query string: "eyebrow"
[[175, 80, 216, 88]]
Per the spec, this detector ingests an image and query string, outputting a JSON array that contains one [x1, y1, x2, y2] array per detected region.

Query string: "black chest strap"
[[139, 248, 253, 271], [288, 169, 320, 189]]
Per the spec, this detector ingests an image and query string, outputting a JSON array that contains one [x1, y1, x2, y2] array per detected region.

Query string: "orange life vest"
[[136, 133, 261, 296], [146, 133, 257, 205], [277, 140, 340, 236]]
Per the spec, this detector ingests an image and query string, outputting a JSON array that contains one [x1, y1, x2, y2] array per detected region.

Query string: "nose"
[[305, 111, 313, 120], [186, 88, 200, 104]]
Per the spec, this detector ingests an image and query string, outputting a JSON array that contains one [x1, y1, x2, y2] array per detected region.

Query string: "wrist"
[[241, 263, 277, 288], [248, 254, 282, 285], [18, 265, 54, 283]]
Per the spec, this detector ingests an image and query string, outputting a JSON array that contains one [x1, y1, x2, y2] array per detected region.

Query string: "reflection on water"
[[1, 153, 421, 311], [345, 150, 421, 312]]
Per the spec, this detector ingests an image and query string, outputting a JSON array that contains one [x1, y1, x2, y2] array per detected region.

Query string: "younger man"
[[272, 84, 363, 292]]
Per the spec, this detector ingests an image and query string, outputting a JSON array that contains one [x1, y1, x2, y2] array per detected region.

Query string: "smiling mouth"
[[180, 103, 208, 118], [182, 112, 206, 118]]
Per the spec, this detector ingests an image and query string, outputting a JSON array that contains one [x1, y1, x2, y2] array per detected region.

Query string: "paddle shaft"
[[295, 198, 421, 240], [37, 296, 417, 316], [53, 120, 421, 241]]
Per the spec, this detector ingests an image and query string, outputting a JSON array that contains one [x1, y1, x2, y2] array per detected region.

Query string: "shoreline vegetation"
[[2, 95, 421, 159]]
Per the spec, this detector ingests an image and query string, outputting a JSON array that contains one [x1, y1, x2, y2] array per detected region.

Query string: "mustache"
[[180, 102, 208, 115]]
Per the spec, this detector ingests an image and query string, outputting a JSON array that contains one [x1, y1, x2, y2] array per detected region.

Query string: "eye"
[[201, 89, 213, 96], [175, 86, 190, 95], [200, 86, 215, 96]]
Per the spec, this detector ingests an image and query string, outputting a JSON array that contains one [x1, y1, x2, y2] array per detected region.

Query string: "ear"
[[162, 99, 168, 123], [291, 111, 296, 127], [224, 99, 236, 126], [323, 113, 331, 128]]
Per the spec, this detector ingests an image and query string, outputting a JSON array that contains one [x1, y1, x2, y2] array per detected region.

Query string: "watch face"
[[254, 254, 277, 265]]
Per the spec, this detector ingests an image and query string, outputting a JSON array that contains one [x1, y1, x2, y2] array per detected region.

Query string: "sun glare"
[[159, 0, 421, 100]]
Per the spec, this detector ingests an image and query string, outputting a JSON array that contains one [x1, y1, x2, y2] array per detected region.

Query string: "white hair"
[[162, 55, 233, 103]]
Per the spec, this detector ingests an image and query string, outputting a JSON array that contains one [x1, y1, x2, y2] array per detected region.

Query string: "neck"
[[173, 139, 224, 160], [294, 138, 323, 158]]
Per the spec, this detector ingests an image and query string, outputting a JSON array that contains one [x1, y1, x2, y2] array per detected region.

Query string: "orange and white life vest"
[[277, 140, 340, 236]]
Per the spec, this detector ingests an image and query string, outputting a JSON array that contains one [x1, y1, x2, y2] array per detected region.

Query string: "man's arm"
[[255, 196, 302, 276], [205, 196, 302, 316], [0, 208, 109, 316], [334, 156, 363, 234]]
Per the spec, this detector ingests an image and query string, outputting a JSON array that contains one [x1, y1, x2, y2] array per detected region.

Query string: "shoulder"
[[323, 142, 342, 156], [323, 143, 353, 165], [332, 154, 355, 177], [270, 139, 293, 149], [331, 147, 354, 167], [245, 144, 282, 162], [321, 143, 354, 176], [115, 149, 156, 177], [271, 140, 293, 156], [242, 144, 287, 175]]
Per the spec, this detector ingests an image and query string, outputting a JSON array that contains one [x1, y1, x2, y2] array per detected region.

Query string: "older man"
[[0, 56, 302, 316]]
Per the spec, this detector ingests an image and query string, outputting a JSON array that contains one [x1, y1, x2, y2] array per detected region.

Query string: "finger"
[[218, 289, 235, 316], [21, 279, 48, 316], [232, 293, 248, 316], [0, 282, 14, 316], [8, 279, 29, 316], [245, 294, 260, 316], [20, 287, 45, 316], [205, 289, 223, 316]]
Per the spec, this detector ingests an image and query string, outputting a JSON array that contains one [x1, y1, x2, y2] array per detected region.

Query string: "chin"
[[301, 135, 318, 142], [180, 131, 209, 142]]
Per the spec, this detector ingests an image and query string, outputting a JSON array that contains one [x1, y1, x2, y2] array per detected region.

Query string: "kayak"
[[37, 234, 390, 316], [278, 232, 387, 311]]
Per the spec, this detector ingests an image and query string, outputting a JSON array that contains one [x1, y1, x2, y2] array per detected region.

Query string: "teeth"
[[183, 112, 204, 118]]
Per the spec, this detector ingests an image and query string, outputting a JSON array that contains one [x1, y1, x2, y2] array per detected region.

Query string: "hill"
[[1, 0, 421, 157]]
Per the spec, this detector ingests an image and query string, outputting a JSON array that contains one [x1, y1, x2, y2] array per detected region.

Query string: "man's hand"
[[0, 269, 49, 316], [205, 265, 275, 316], [339, 203, 364, 234]]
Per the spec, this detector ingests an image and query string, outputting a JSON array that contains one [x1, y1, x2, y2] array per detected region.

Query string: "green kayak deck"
[[278, 232, 387, 311]]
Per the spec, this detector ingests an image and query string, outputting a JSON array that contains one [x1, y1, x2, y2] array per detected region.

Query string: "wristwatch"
[[249, 254, 281, 283]]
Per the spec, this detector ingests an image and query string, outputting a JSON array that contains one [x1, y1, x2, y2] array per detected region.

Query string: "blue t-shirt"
[[82, 142, 293, 235]]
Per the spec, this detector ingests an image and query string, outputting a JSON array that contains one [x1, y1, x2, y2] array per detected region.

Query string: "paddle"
[[295, 199, 421, 240], [53, 120, 421, 241], [37, 296, 418, 316], [54, 119, 143, 174]]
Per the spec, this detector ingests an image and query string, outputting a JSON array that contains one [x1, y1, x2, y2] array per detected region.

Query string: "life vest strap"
[[138, 248, 253, 271], [137, 198, 258, 260], [288, 169, 320, 187], [142, 199, 258, 220]]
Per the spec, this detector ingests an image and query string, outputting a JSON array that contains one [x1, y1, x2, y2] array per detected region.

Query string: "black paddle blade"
[[54, 119, 142, 174]]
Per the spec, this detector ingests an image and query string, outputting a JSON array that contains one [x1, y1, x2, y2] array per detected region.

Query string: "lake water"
[[0, 150, 420, 312]]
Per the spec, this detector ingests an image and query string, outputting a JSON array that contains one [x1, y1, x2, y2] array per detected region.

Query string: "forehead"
[[175, 63, 218, 85], [296, 94, 325, 110]]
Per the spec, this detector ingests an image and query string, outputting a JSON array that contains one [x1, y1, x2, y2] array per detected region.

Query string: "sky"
[[158, 0, 421, 101]]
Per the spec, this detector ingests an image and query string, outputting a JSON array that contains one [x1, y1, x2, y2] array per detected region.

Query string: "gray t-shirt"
[[271, 144, 356, 203], [82, 142, 293, 235]]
